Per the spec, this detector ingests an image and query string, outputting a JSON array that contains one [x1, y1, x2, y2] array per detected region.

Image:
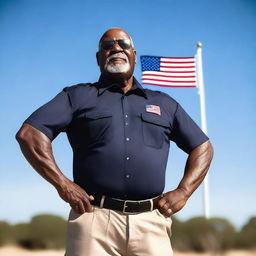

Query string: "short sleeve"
[[170, 103, 209, 153], [24, 89, 73, 141]]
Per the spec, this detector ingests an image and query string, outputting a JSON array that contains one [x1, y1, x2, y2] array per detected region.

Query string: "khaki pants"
[[65, 206, 173, 256]]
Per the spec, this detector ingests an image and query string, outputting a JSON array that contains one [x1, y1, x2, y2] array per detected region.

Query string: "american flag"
[[146, 104, 161, 116], [140, 55, 197, 87]]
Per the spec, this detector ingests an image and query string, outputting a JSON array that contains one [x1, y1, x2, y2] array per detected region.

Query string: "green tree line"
[[0, 214, 255, 252]]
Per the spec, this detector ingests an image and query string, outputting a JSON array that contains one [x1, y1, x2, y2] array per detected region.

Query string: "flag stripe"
[[161, 57, 194, 61], [142, 71, 195, 77], [142, 75, 196, 81], [142, 81, 196, 87], [161, 61, 195, 64], [143, 78, 196, 83], [160, 62, 196, 68], [161, 62, 195, 66], [144, 70, 195, 74], [148, 70, 196, 74], [143, 74, 196, 78], [161, 67, 196, 72]]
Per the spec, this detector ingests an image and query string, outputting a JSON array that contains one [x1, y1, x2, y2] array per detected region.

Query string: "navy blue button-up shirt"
[[25, 77, 209, 200]]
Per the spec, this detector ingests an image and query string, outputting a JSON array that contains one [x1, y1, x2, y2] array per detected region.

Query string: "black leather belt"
[[91, 195, 161, 213]]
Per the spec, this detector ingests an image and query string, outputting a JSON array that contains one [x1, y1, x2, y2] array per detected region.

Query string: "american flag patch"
[[146, 105, 161, 116]]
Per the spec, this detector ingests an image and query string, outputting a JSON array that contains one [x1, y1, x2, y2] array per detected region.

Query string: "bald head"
[[98, 27, 134, 51]]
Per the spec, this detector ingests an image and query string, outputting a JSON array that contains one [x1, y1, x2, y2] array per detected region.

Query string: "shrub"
[[209, 217, 236, 250], [183, 217, 218, 252], [28, 214, 67, 249], [235, 216, 256, 249], [12, 214, 67, 249], [171, 216, 236, 252], [171, 216, 191, 251], [12, 222, 33, 248], [0, 221, 13, 246]]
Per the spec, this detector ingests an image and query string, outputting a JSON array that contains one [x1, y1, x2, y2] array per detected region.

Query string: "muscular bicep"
[[16, 123, 54, 166], [16, 122, 70, 189], [16, 123, 51, 150]]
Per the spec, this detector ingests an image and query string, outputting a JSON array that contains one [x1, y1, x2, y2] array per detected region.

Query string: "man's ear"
[[134, 50, 137, 64], [96, 52, 100, 66]]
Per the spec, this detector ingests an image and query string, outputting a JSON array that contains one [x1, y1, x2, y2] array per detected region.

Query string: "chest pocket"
[[141, 113, 170, 148], [85, 110, 112, 144]]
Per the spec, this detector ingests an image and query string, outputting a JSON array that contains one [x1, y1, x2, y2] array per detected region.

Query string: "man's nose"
[[111, 41, 123, 52]]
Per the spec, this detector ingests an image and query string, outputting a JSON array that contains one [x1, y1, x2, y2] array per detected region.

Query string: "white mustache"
[[106, 53, 128, 63]]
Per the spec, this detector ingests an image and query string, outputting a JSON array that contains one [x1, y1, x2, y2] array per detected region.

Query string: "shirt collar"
[[97, 75, 148, 99]]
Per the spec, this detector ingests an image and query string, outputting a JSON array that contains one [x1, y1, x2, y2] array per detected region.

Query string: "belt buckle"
[[123, 200, 137, 213]]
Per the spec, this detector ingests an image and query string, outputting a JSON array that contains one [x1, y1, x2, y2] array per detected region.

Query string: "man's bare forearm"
[[16, 123, 94, 213], [16, 123, 67, 189], [158, 140, 214, 216], [177, 140, 214, 197]]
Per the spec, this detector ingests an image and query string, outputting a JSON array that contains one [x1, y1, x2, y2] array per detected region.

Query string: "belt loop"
[[100, 195, 106, 208], [150, 199, 153, 211]]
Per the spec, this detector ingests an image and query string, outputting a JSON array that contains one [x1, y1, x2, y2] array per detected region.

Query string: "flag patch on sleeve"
[[146, 105, 161, 116]]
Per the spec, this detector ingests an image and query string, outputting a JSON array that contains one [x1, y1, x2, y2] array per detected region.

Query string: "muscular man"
[[16, 27, 213, 256]]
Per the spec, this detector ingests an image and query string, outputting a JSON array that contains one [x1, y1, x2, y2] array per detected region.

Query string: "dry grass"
[[175, 250, 256, 256], [0, 246, 255, 256], [0, 245, 64, 256]]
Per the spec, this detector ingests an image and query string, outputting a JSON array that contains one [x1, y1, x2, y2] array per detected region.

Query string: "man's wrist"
[[176, 186, 191, 199], [52, 174, 70, 192]]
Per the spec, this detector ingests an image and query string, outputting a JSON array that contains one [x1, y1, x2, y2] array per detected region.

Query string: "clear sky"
[[1, 0, 255, 229]]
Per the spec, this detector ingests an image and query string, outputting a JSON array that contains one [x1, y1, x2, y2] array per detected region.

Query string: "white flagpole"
[[196, 42, 210, 218]]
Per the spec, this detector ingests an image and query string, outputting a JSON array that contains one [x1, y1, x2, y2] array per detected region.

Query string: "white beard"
[[105, 62, 130, 73], [104, 53, 130, 73]]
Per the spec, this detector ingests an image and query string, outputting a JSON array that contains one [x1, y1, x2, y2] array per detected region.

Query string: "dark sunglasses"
[[100, 39, 132, 51]]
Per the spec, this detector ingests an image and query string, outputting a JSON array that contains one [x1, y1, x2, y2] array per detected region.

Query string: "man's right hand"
[[56, 179, 94, 214]]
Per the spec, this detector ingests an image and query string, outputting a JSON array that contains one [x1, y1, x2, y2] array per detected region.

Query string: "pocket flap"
[[86, 111, 112, 120], [141, 113, 170, 128]]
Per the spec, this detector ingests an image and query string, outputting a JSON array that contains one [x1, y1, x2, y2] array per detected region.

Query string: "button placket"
[[122, 95, 133, 195]]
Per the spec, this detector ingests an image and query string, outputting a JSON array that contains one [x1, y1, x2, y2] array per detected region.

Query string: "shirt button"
[[126, 137, 130, 141], [125, 122, 128, 126], [126, 174, 130, 178], [125, 114, 128, 118], [126, 157, 130, 160]]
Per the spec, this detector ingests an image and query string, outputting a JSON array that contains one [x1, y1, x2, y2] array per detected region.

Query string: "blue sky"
[[0, 0, 255, 229]]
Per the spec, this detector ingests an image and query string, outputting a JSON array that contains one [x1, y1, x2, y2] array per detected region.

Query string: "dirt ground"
[[0, 246, 255, 256]]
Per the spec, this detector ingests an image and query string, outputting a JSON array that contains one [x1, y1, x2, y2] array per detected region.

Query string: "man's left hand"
[[157, 188, 189, 217]]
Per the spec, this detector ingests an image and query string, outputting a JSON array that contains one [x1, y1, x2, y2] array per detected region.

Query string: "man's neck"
[[120, 76, 133, 93], [101, 74, 134, 93]]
